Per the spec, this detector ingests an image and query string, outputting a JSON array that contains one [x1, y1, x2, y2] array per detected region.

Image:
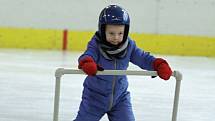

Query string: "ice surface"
[[0, 49, 215, 121]]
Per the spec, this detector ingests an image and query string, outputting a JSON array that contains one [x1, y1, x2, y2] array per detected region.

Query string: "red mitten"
[[78, 56, 103, 76], [153, 58, 172, 80]]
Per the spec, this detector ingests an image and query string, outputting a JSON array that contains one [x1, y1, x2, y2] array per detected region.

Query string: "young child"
[[74, 5, 172, 121]]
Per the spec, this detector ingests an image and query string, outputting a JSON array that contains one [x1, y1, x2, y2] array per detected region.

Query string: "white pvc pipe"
[[53, 68, 182, 121]]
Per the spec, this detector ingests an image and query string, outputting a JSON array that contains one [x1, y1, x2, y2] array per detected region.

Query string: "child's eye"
[[109, 32, 114, 35], [119, 32, 123, 35]]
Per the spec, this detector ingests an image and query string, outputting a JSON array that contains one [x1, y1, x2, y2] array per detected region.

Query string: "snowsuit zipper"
[[108, 59, 117, 110]]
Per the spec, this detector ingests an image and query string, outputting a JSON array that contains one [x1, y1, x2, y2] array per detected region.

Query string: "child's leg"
[[73, 98, 105, 121], [107, 92, 135, 121]]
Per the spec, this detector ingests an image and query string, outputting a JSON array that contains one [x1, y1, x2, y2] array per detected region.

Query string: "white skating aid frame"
[[53, 68, 182, 121]]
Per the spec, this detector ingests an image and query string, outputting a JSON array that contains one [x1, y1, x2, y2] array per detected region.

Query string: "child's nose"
[[114, 35, 119, 39]]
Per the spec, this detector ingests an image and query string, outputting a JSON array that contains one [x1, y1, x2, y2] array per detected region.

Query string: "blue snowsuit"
[[74, 35, 155, 121]]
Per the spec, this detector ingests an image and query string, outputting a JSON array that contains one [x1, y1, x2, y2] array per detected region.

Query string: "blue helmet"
[[98, 5, 130, 45]]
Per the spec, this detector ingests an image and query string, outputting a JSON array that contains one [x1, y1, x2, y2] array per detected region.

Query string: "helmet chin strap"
[[105, 39, 128, 55]]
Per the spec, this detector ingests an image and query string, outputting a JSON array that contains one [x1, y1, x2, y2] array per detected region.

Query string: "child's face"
[[105, 25, 125, 45]]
